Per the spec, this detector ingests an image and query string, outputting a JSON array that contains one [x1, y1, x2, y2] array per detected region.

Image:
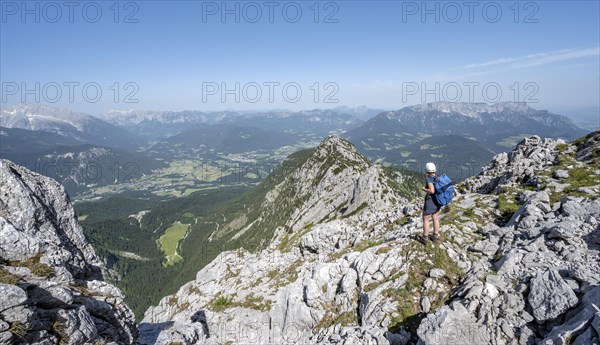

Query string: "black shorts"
[[423, 195, 440, 215]]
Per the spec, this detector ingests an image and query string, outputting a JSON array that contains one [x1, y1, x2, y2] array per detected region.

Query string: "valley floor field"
[[159, 222, 189, 266]]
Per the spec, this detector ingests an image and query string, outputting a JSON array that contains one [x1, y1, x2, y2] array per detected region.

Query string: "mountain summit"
[[139, 136, 423, 343]]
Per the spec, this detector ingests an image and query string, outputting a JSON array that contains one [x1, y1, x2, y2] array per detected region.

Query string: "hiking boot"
[[431, 234, 441, 243], [417, 235, 430, 245]]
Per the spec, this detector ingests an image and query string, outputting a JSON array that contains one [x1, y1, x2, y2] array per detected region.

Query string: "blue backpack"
[[433, 174, 454, 206]]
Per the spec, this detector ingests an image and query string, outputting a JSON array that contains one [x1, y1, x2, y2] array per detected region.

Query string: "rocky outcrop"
[[0, 159, 137, 344], [140, 131, 599, 345], [418, 131, 600, 345], [461, 135, 563, 194]]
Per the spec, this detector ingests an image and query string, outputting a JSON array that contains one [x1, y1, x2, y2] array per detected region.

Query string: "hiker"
[[421, 162, 440, 243]]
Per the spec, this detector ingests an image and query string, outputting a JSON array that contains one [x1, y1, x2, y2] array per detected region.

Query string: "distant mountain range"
[[0, 123, 164, 196], [0, 126, 83, 154], [27, 145, 162, 195], [3, 104, 360, 148], [345, 102, 586, 152], [103, 105, 380, 123], [102, 109, 238, 140], [1, 102, 592, 190], [104, 108, 365, 139], [343, 101, 588, 177], [0, 126, 162, 195], [330, 105, 387, 121], [1, 104, 144, 150]]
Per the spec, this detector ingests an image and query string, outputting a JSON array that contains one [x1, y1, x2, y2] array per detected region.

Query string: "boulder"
[[547, 221, 581, 242], [0, 284, 27, 312], [528, 269, 578, 322], [154, 322, 207, 345], [417, 302, 490, 345]]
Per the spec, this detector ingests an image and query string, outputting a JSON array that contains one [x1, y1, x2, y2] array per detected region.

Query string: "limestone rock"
[[417, 302, 490, 345], [554, 170, 569, 179], [528, 269, 579, 322], [154, 322, 207, 345], [428, 269, 445, 278], [0, 284, 27, 312], [0, 159, 137, 344]]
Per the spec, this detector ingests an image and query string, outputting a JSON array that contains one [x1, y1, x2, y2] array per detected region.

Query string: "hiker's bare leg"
[[422, 213, 430, 237], [432, 212, 440, 237]]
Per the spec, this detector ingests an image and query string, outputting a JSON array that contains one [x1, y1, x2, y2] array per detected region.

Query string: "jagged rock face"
[[416, 197, 600, 345], [0, 159, 137, 344], [140, 207, 420, 345], [140, 132, 599, 345], [0, 159, 100, 281]]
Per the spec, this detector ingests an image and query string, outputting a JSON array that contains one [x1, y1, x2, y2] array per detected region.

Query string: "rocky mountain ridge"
[[105, 108, 364, 138], [388, 102, 581, 132], [198, 135, 419, 257], [411, 101, 534, 117], [140, 131, 599, 344], [344, 102, 588, 158]]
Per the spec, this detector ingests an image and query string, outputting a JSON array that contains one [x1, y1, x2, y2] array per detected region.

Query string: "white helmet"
[[425, 162, 436, 173]]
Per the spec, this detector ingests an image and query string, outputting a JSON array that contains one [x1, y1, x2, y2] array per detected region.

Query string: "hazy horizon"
[[2, 100, 598, 113]]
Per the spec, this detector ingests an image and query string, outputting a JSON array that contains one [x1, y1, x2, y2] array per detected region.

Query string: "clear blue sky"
[[1, 0, 599, 115]]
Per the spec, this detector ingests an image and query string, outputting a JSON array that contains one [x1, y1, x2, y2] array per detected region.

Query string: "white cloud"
[[407, 47, 600, 82], [462, 47, 600, 70]]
